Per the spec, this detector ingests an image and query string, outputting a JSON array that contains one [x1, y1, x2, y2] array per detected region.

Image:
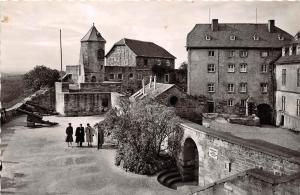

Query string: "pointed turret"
[[81, 25, 106, 43], [79, 24, 106, 83]]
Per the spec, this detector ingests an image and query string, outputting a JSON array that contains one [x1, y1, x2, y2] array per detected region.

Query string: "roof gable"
[[81, 25, 106, 42], [106, 38, 176, 59], [187, 23, 293, 48]]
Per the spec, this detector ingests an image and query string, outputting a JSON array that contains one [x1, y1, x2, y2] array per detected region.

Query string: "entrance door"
[[248, 102, 255, 115], [280, 115, 284, 126], [257, 104, 272, 124], [208, 102, 214, 113]]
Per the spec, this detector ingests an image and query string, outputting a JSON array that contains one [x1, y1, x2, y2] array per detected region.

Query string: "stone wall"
[[188, 48, 281, 115], [192, 169, 300, 195], [79, 82, 123, 93], [155, 86, 203, 121], [64, 92, 111, 116], [180, 122, 300, 187], [28, 87, 56, 112]]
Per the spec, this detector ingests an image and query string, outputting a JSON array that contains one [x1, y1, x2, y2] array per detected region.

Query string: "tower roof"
[[81, 25, 106, 42]]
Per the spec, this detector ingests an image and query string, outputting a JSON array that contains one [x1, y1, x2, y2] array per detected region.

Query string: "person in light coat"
[[85, 123, 95, 147]]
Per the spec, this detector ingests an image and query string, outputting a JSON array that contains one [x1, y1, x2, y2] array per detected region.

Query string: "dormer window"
[[205, 35, 211, 41], [278, 34, 284, 40], [253, 34, 259, 41], [230, 35, 236, 41]]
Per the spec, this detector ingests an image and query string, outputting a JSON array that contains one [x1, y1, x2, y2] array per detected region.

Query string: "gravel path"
[[1, 115, 183, 195]]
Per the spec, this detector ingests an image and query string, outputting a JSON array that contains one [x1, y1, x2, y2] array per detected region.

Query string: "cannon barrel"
[[17, 108, 43, 119]]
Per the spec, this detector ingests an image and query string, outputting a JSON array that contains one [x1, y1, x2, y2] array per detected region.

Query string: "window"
[[166, 60, 171, 66], [97, 49, 105, 60], [240, 50, 248, 58], [253, 34, 259, 40], [109, 74, 114, 80], [230, 35, 236, 40], [91, 76, 96, 82], [102, 98, 109, 107], [282, 47, 286, 56], [205, 35, 211, 40], [117, 73, 123, 80], [261, 51, 269, 57], [144, 59, 148, 65], [297, 68, 300, 87], [156, 59, 162, 66], [208, 50, 215, 56], [282, 96, 286, 111], [297, 45, 300, 55], [207, 64, 215, 72], [128, 73, 134, 79], [240, 63, 247, 72], [228, 99, 234, 107], [282, 69, 286, 86], [278, 34, 284, 40], [169, 96, 178, 106], [261, 64, 268, 73], [208, 83, 215, 93], [260, 83, 268, 93], [164, 74, 169, 83], [228, 50, 235, 58], [289, 46, 293, 55], [297, 99, 300, 116], [228, 64, 235, 73], [241, 99, 246, 107], [240, 83, 247, 93], [227, 83, 235, 93]]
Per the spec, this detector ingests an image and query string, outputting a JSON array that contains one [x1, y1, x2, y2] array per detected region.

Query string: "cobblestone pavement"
[[1, 115, 184, 195]]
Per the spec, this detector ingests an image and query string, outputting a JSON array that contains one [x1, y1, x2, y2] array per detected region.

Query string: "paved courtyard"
[[0, 115, 183, 195]]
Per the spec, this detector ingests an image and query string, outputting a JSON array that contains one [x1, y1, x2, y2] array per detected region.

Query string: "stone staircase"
[[157, 167, 182, 189]]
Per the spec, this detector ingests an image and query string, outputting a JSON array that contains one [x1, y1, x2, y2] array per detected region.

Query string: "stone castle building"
[[187, 19, 293, 124], [105, 38, 176, 94], [275, 32, 300, 131]]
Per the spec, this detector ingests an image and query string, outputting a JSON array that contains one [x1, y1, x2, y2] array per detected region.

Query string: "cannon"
[[17, 108, 58, 128]]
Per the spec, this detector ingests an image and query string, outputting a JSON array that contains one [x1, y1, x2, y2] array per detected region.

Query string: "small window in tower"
[[128, 73, 134, 79], [91, 76, 96, 82], [97, 49, 105, 60]]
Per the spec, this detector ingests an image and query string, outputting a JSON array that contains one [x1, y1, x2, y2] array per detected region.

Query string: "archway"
[[180, 138, 199, 183], [257, 104, 272, 125]]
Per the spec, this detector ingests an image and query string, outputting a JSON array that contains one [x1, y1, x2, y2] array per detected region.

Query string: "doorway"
[[208, 101, 214, 113], [257, 104, 272, 124]]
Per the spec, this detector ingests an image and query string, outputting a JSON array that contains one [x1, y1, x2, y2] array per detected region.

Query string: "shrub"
[[98, 98, 183, 175]]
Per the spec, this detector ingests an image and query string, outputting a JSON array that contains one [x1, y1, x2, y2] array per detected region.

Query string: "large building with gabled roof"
[[105, 38, 176, 94], [187, 19, 293, 124]]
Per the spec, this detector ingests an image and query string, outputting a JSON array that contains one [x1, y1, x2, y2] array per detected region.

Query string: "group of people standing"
[[65, 123, 104, 149]]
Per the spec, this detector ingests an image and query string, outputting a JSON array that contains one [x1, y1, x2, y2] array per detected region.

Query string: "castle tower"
[[79, 24, 106, 83]]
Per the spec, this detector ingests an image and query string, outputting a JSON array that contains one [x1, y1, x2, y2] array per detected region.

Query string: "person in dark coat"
[[75, 124, 85, 147], [97, 125, 105, 150], [65, 123, 73, 147]]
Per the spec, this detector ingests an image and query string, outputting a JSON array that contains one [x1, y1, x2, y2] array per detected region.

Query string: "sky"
[[1, 1, 300, 73]]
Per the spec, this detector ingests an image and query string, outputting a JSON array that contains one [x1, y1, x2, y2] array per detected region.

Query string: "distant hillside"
[[1, 73, 27, 108]]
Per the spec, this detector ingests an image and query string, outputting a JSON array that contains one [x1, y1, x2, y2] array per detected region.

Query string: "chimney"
[[211, 19, 218, 31], [153, 76, 156, 90], [149, 75, 152, 89], [142, 79, 145, 95], [268, 20, 275, 33]]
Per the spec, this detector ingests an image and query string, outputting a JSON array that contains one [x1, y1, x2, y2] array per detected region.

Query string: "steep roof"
[[106, 38, 176, 59], [187, 23, 293, 48], [130, 82, 175, 100], [81, 25, 106, 42]]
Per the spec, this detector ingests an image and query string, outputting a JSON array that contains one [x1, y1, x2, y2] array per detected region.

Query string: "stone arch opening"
[[180, 138, 199, 184], [257, 104, 272, 125], [169, 96, 178, 106]]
